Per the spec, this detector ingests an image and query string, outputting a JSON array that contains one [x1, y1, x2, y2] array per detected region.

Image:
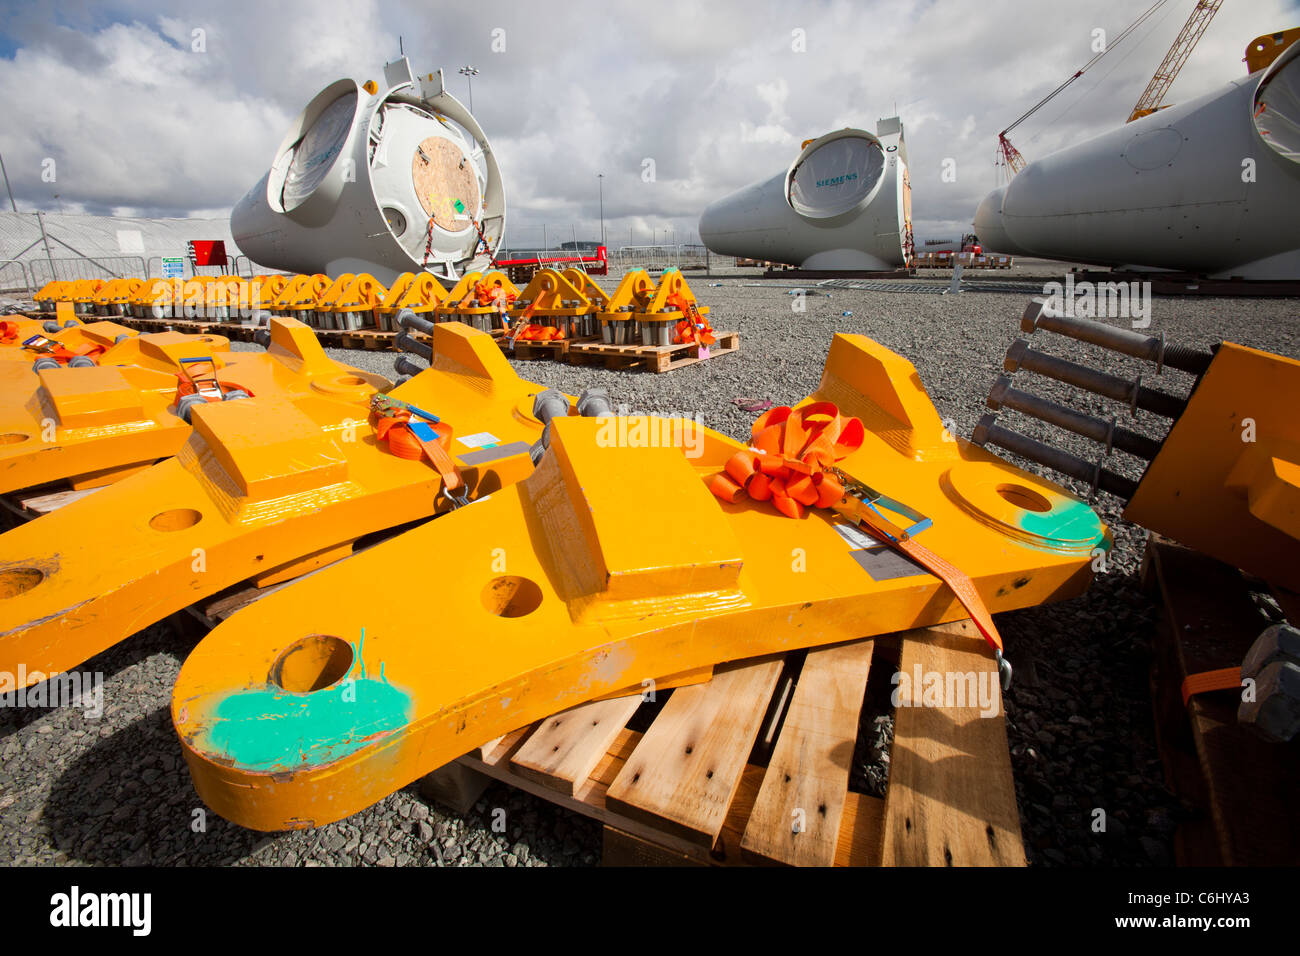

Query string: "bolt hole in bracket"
[[0, 567, 44, 598], [944, 461, 1107, 555], [481, 575, 542, 617], [149, 508, 202, 532], [270, 634, 355, 692]]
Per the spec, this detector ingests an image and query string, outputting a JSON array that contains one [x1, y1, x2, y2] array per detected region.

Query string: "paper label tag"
[[457, 431, 500, 449], [834, 523, 883, 550]]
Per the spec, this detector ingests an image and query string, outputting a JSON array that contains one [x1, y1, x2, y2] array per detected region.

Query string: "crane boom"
[[996, 0, 1172, 179], [1128, 0, 1225, 122]]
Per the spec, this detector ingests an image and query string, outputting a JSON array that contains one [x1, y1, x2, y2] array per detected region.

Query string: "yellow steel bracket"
[[0, 319, 555, 692], [0, 329, 238, 492], [376, 273, 448, 331], [596, 268, 657, 338], [314, 273, 357, 313], [506, 268, 594, 321], [1125, 342, 1300, 590], [435, 270, 519, 321], [272, 274, 332, 321], [643, 268, 709, 321], [1246, 27, 1300, 73], [561, 268, 611, 312], [171, 332, 1108, 831]]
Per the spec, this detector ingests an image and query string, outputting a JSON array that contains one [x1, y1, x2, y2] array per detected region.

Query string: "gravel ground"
[[2, 274, 1296, 867]]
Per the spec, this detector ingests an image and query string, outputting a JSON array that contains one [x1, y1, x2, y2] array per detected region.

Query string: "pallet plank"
[[510, 693, 644, 796], [881, 620, 1025, 866], [16, 486, 102, 516], [740, 638, 875, 866], [605, 655, 784, 846], [566, 330, 739, 373]]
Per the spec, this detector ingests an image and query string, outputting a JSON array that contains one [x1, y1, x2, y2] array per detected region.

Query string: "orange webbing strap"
[[508, 299, 543, 345], [859, 508, 1004, 656], [710, 402, 1009, 670], [1180, 668, 1241, 707], [516, 324, 563, 341], [459, 282, 487, 309], [667, 293, 715, 346], [374, 411, 464, 492]]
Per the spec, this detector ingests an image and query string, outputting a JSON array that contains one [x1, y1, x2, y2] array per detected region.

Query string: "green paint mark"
[[1019, 498, 1105, 546], [202, 630, 409, 772], [205, 677, 410, 772], [453, 198, 466, 214]]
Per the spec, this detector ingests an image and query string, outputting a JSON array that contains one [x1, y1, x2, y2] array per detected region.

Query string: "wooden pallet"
[[508, 336, 583, 362], [566, 330, 739, 373], [1141, 534, 1300, 865], [422, 620, 1025, 867]]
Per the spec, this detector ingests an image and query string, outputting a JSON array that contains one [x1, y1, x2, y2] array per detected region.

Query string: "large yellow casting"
[[1124, 342, 1300, 591], [172, 333, 1109, 831], [0, 318, 547, 689]]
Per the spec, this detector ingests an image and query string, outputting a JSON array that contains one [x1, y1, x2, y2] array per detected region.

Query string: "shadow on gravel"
[[0, 619, 199, 737], [42, 704, 262, 866], [42, 703, 601, 867], [997, 572, 1190, 866]]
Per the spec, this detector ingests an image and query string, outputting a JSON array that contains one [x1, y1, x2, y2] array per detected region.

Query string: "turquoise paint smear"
[[203, 630, 409, 773], [206, 677, 410, 772], [1020, 498, 1106, 546]]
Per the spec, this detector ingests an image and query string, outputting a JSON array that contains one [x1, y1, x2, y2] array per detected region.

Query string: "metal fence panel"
[[0, 259, 32, 296], [611, 244, 709, 272], [26, 255, 147, 286]]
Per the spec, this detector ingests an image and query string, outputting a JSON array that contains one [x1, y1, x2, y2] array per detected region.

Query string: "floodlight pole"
[[458, 66, 480, 113]]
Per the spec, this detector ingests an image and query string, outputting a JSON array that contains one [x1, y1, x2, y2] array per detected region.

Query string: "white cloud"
[[0, 0, 1295, 246]]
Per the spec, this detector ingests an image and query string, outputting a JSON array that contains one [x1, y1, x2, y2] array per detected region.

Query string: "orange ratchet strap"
[[667, 293, 715, 346], [371, 395, 465, 497], [1180, 667, 1241, 707], [711, 402, 1012, 686]]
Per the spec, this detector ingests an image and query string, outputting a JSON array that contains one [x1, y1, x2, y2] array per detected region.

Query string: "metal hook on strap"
[[997, 649, 1013, 691], [442, 485, 470, 510]]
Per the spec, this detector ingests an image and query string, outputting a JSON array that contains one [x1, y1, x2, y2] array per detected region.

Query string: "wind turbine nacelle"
[[699, 119, 911, 271], [975, 41, 1300, 279], [231, 58, 506, 284]]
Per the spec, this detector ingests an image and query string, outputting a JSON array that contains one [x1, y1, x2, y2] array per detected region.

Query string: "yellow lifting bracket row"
[[171, 332, 1110, 831], [0, 318, 568, 688], [433, 270, 519, 332], [376, 272, 449, 330]]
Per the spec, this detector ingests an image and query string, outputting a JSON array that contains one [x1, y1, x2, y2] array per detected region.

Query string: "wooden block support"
[[740, 638, 875, 866], [881, 621, 1025, 866], [418, 761, 493, 816]]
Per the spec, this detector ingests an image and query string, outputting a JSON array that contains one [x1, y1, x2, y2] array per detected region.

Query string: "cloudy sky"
[[1, 0, 1296, 247]]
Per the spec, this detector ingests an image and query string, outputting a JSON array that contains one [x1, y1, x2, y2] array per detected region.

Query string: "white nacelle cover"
[[788, 136, 885, 218], [281, 91, 357, 210]]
